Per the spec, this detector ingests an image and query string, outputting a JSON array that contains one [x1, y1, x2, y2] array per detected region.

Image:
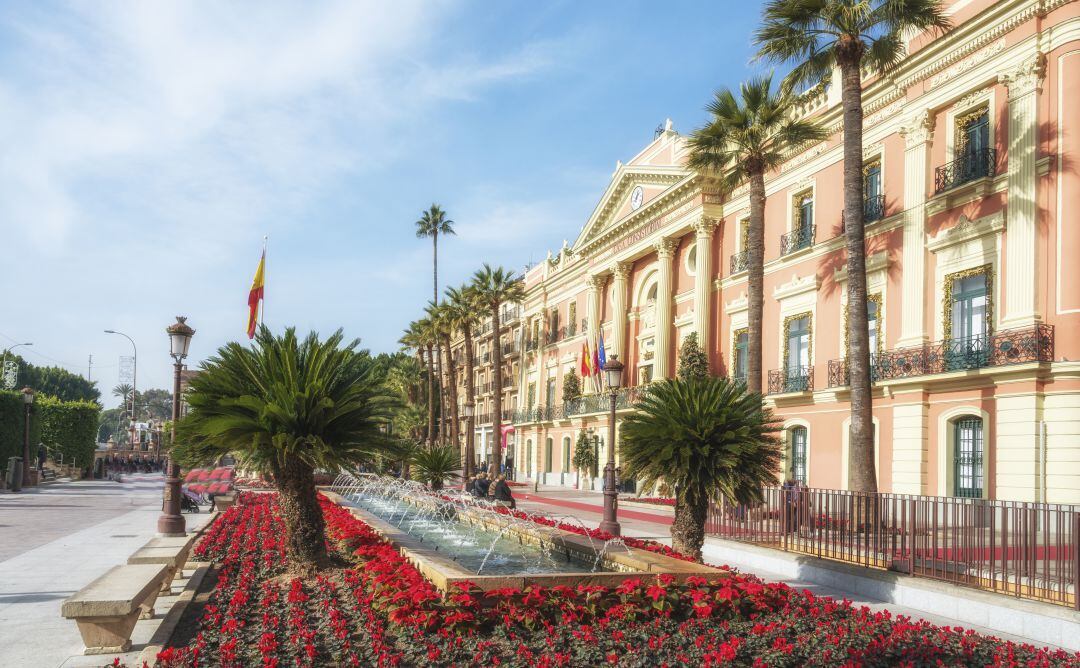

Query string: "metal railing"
[[514, 387, 650, 422], [768, 365, 813, 394], [780, 223, 815, 256], [841, 194, 887, 232], [730, 250, 748, 275], [935, 147, 997, 193], [707, 486, 1080, 610], [827, 325, 1054, 387]]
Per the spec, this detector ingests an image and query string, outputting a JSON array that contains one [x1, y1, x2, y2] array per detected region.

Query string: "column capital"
[[692, 216, 719, 237], [586, 274, 606, 291], [899, 108, 934, 149], [654, 238, 677, 259], [610, 261, 631, 280], [999, 52, 1046, 100]]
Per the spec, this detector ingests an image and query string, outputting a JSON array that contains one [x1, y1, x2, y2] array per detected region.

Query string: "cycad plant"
[[688, 76, 826, 394], [755, 0, 949, 492], [619, 377, 782, 560], [410, 445, 460, 491], [174, 327, 397, 572], [471, 264, 524, 475]]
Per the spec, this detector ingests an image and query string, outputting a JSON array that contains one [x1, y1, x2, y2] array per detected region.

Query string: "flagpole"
[[261, 235, 267, 328]]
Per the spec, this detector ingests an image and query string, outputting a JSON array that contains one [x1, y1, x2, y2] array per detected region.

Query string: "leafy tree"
[[471, 264, 524, 476], [138, 388, 173, 422], [3, 355, 101, 404], [619, 377, 782, 560], [677, 333, 710, 381], [562, 368, 582, 402], [755, 0, 949, 492], [571, 431, 597, 488], [688, 76, 826, 395], [174, 327, 398, 573], [410, 445, 460, 491]]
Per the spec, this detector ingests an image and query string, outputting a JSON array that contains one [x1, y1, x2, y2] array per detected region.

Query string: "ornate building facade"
[[500, 0, 1080, 503]]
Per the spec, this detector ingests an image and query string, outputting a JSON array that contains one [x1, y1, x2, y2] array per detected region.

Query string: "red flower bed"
[[131, 493, 1079, 667]]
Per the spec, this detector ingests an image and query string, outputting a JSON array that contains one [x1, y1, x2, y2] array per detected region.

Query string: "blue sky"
[[0, 1, 770, 407]]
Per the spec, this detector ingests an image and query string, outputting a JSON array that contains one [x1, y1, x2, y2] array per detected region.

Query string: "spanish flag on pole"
[[246, 243, 266, 339]]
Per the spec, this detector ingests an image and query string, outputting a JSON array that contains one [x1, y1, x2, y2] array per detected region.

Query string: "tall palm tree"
[[471, 264, 524, 476], [414, 204, 456, 307], [619, 377, 782, 560], [400, 320, 436, 447], [445, 283, 482, 477], [428, 302, 459, 452], [173, 327, 397, 572], [415, 317, 440, 447], [756, 0, 949, 493], [688, 75, 827, 395]]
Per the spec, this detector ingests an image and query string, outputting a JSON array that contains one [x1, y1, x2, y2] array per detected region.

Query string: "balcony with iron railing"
[[934, 147, 997, 194], [729, 250, 748, 275], [840, 194, 887, 233], [512, 386, 650, 424], [780, 223, 815, 256], [827, 325, 1054, 388], [767, 365, 814, 394]]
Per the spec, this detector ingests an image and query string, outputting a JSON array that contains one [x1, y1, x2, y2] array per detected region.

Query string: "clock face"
[[630, 185, 644, 210]]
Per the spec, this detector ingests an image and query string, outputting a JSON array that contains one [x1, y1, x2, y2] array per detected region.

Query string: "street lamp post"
[[21, 387, 34, 488], [104, 329, 137, 421], [599, 354, 624, 536], [462, 403, 475, 479], [158, 316, 194, 537]]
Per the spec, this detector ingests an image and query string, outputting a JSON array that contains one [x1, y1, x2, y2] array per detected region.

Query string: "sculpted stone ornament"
[[899, 108, 935, 149], [654, 238, 677, 259], [999, 53, 1046, 99]]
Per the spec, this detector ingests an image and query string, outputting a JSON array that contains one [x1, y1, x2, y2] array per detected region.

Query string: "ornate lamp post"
[[21, 387, 34, 488], [599, 354, 624, 536], [158, 316, 194, 536], [462, 402, 475, 478]]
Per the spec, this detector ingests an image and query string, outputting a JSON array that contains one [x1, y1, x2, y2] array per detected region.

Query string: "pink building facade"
[[509, 0, 1080, 503]]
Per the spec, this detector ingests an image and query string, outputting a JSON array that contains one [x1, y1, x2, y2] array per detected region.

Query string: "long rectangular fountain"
[[324, 474, 725, 592]]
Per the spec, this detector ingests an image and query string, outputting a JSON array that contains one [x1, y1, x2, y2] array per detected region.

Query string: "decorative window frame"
[[929, 210, 1002, 340], [936, 406, 991, 499], [782, 311, 814, 371], [787, 181, 816, 233], [731, 326, 748, 379], [780, 418, 811, 484], [842, 292, 884, 359], [942, 263, 994, 340], [862, 151, 884, 200], [774, 273, 819, 369], [945, 88, 995, 163], [737, 217, 750, 253]]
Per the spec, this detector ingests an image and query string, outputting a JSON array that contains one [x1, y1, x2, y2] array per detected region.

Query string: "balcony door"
[[733, 329, 748, 382], [789, 426, 808, 485], [959, 108, 990, 182], [947, 273, 989, 370], [786, 316, 811, 390]]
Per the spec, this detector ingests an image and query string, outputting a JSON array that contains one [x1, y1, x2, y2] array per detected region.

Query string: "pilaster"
[[891, 401, 929, 495], [609, 262, 630, 360], [585, 274, 604, 385], [653, 238, 677, 379], [897, 109, 934, 348], [995, 393, 1042, 502], [999, 53, 1045, 328], [692, 217, 718, 357]]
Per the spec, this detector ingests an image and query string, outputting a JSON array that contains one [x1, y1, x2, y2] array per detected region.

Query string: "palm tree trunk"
[[839, 55, 877, 493], [671, 492, 707, 561], [273, 457, 328, 573], [425, 343, 436, 448], [441, 333, 459, 456], [489, 302, 503, 476], [747, 168, 767, 395], [463, 325, 477, 478]]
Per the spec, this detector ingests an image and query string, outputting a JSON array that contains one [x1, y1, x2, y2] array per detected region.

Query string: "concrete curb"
[[703, 537, 1080, 652]]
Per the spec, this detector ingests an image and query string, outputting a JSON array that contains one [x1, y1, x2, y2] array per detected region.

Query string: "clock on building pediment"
[[630, 185, 644, 211]]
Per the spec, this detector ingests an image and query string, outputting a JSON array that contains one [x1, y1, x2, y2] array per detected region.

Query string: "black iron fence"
[[935, 147, 997, 193]]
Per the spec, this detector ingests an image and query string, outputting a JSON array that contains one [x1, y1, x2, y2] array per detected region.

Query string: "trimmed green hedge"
[[1, 391, 98, 472], [38, 397, 99, 469]]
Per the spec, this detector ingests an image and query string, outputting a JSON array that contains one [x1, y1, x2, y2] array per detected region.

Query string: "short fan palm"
[[410, 445, 460, 491], [174, 327, 397, 572], [619, 377, 782, 560]]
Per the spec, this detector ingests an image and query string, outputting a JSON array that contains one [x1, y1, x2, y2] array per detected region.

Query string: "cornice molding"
[[773, 273, 821, 301], [833, 250, 890, 283], [926, 210, 1006, 252]]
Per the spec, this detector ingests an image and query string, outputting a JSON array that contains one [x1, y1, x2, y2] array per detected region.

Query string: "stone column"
[[897, 109, 934, 348], [586, 274, 604, 389], [692, 217, 718, 356], [1000, 53, 1045, 327], [609, 262, 630, 359], [653, 238, 677, 379]]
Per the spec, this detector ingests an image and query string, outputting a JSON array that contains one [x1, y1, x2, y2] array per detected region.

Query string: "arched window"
[[788, 426, 808, 485], [562, 436, 571, 470], [953, 416, 984, 498]]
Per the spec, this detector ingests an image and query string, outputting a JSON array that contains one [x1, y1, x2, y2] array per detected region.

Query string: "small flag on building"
[[597, 330, 607, 371], [580, 340, 591, 377]]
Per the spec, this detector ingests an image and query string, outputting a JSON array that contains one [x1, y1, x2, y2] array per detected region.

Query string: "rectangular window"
[[863, 160, 882, 199], [546, 378, 556, 407], [953, 418, 984, 498], [789, 427, 808, 485], [797, 194, 814, 229], [786, 316, 811, 371], [947, 271, 990, 370], [867, 300, 879, 360], [733, 329, 748, 381]]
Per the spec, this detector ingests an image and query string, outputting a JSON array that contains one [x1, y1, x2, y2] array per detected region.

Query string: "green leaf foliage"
[[173, 326, 399, 476], [618, 377, 783, 508], [562, 368, 582, 402], [571, 431, 597, 475], [676, 333, 710, 381], [0, 390, 40, 467], [37, 397, 99, 468], [410, 445, 460, 490]]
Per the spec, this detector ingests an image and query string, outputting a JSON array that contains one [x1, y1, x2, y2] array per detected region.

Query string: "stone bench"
[[61, 563, 170, 655], [128, 533, 199, 594]]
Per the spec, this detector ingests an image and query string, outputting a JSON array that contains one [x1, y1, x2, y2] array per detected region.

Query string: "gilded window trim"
[[843, 292, 883, 358], [731, 327, 748, 376], [782, 312, 813, 371], [955, 103, 989, 153], [942, 264, 993, 340], [792, 188, 814, 229]]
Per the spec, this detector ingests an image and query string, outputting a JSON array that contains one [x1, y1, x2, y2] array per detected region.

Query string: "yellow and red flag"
[[246, 248, 265, 339], [580, 339, 591, 377]]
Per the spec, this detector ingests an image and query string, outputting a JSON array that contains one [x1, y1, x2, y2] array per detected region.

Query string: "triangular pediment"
[[572, 129, 692, 250]]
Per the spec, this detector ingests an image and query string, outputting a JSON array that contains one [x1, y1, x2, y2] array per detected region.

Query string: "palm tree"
[[619, 377, 783, 560], [410, 445, 460, 491], [428, 302, 459, 452], [415, 317, 440, 447], [399, 321, 434, 448], [471, 264, 524, 476], [112, 383, 134, 416], [173, 327, 397, 572], [688, 75, 827, 395], [756, 0, 949, 492], [445, 283, 482, 478], [414, 204, 456, 306]]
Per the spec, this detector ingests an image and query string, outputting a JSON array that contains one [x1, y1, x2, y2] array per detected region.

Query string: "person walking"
[[492, 474, 515, 509]]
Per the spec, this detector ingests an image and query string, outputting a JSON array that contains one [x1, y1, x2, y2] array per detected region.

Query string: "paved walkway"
[[0, 474, 211, 668], [515, 484, 1064, 651]]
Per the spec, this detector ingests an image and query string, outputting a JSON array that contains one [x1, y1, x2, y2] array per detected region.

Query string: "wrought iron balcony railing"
[[524, 339, 539, 352], [843, 194, 887, 232], [780, 224, 815, 256], [827, 324, 1055, 387], [767, 365, 814, 394], [730, 250, 748, 275], [934, 147, 997, 194]]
